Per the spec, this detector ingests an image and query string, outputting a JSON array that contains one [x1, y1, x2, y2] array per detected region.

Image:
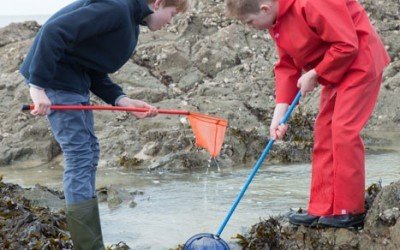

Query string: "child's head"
[[225, 0, 278, 30], [147, 0, 189, 13], [145, 0, 189, 31]]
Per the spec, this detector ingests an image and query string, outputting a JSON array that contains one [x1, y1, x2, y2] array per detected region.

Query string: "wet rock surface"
[[97, 185, 147, 210], [0, 176, 73, 249]]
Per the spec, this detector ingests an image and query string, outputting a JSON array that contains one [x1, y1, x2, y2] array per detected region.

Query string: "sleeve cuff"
[[114, 95, 127, 106], [29, 83, 45, 90]]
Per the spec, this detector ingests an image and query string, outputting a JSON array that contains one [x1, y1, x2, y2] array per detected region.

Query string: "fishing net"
[[183, 233, 229, 250], [188, 112, 228, 157]]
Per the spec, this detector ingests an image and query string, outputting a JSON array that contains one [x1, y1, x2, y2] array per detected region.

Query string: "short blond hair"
[[147, 0, 189, 13], [225, 0, 265, 18]]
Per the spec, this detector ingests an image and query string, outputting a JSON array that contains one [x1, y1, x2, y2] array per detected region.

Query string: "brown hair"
[[225, 0, 266, 18], [147, 0, 189, 13]]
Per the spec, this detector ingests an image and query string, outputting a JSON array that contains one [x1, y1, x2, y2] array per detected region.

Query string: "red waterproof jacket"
[[269, 0, 390, 104]]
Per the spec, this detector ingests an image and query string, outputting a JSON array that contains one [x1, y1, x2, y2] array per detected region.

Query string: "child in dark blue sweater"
[[20, 0, 188, 248]]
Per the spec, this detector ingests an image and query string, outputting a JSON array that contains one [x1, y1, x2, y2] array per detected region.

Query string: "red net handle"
[[22, 104, 190, 116], [22, 104, 228, 157]]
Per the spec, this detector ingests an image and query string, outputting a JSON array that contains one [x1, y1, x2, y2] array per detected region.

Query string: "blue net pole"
[[216, 91, 302, 237]]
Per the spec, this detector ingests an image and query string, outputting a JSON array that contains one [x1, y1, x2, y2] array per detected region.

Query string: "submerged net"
[[184, 233, 230, 250], [187, 112, 228, 158]]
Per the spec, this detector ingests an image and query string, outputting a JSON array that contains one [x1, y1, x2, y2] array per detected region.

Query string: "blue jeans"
[[45, 89, 100, 205]]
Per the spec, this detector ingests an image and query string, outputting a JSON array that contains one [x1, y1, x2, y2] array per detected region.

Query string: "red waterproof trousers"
[[308, 73, 382, 216], [269, 0, 390, 216]]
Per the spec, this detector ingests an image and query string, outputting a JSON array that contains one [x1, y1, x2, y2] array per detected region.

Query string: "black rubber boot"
[[318, 214, 365, 228], [289, 212, 320, 227], [66, 197, 105, 250]]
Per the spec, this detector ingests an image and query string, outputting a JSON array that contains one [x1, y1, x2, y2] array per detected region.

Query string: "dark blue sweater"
[[20, 0, 153, 104]]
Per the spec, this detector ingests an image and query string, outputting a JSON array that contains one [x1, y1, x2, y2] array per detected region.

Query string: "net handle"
[[21, 104, 190, 115], [22, 104, 228, 157], [216, 91, 302, 237]]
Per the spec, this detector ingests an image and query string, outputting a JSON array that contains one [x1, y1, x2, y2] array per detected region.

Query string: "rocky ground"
[[0, 0, 398, 170], [0, 175, 72, 249], [0, 0, 399, 249]]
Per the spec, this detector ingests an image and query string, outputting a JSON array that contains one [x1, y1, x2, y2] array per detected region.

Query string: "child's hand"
[[270, 122, 288, 140], [116, 97, 158, 119], [297, 69, 318, 97], [29, 86, 51, 116], [270, 103, 289, 140]]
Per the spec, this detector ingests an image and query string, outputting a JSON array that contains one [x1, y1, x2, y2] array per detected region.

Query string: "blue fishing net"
[[184, 233, 230, 250]]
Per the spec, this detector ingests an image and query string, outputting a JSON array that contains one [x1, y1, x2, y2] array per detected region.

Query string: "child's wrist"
[[310, 69, 318, 78], [115, 96, 129, 106], [29, 83, 45, 91]]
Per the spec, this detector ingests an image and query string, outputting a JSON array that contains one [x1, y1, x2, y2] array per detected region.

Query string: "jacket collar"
[[130, 0, 154, 25], [276, 0, 296, 22]]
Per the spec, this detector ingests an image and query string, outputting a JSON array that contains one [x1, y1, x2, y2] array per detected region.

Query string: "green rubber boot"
[[66, 198, 105, 250]]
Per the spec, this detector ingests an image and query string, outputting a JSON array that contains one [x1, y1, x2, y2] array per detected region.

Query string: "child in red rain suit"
[[225, 0, 390, 227]]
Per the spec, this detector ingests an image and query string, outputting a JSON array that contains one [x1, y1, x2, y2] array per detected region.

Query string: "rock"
[[390, 219, 400, 248], [364, 181, 400, 237], [335, 228, 358, 248], [0, 178, 72, 249], [0, 22, 39, 48], [380, 207, 400, 225], [106, 187, 124, 209], [129, 200, 137, 208]]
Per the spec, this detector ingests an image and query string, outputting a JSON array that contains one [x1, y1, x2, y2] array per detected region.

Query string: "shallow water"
[[1, 151, 399, 249]]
